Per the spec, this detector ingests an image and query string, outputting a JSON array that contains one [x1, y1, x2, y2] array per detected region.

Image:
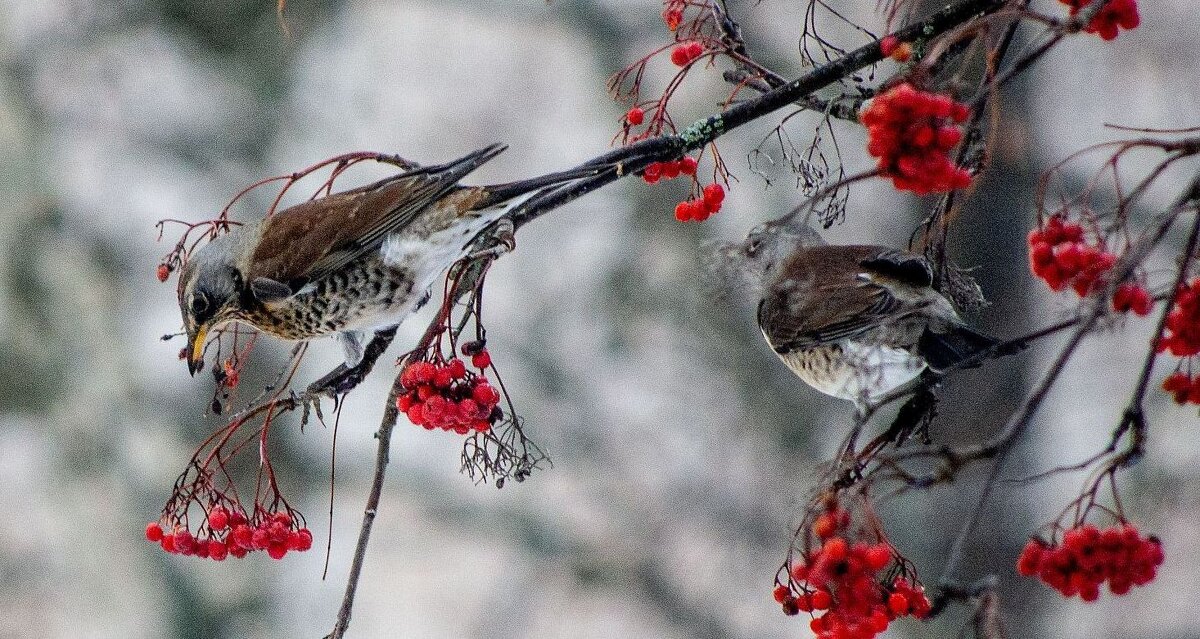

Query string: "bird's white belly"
[[778, 341, 926, 406], [336, 207, 507, 335]]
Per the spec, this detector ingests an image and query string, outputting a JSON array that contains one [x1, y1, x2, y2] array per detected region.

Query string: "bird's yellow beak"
[[186, 325, 208, 376]]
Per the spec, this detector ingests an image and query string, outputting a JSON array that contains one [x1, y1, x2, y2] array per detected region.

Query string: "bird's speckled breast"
[[243, 252, 419, 340]]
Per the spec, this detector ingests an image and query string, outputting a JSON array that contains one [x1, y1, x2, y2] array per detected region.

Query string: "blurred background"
[[2, 0, 1199, 637]]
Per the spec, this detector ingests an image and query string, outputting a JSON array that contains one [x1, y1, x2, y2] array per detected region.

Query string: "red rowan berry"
[[208, 540, 228, 561], [661, 160, 680, 180], [670, 45, 691, 66], [810, 589, 832, 610], [679, 156, 697, 175], [864, 544, 891, 571], [702, 183, 725, 207], [626, 107, 645, 126], [812, 513, 837, 539], [156, 263, 171, 282], [880, 36, 900, 56], [643, 162, 662, 184], [208, 506, 229, 531], [471, 350, 491, 369], [146, 522, 164, 542]]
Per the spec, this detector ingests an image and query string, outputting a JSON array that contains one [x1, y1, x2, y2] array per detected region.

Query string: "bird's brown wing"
[[759, 245, 930, 351], [247, 144, 506, 292]]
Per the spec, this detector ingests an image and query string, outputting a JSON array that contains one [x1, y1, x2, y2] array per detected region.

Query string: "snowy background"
[[1, 0, 1199, 637]]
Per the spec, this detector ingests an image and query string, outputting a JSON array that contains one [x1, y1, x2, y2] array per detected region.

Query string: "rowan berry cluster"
[[674, 183, 725, 223], [670, 41, 705, 67], [1158, 279, 1200, 357], [1060, 0, 1140, 41], [146, 507, 313, 561], [1027, 217, 1121, 295], [1018, 523, 1163, 600], [1160, 371, 1200, 405], [397, 344, 502, 435], [642, 157, 697, 185], [775, 505, 930, 639], [860, 83, 972, 195]]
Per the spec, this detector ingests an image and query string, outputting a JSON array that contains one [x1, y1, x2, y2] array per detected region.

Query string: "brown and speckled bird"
[[732, 218, 999, 410], [176, 144, 586, 374]]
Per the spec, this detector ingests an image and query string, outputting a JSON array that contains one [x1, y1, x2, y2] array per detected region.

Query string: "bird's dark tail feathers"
[[476, 163, 610, 209], [918, 325, 1024, 372]]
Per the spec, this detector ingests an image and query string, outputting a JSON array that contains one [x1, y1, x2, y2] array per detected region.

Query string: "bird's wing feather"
[[247, 144, 506, 292], [759, 245, 925, 351], [858, 249, 933, 288]]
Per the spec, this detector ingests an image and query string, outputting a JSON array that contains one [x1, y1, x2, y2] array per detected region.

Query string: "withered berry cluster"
[[1061, 0, 1140, 41], [146, 508, 313, 561], [860, 83, 972, 195], [776, 506, 930, 639], [1018, 523, 1163, 600], [398, 346, 502, 434]]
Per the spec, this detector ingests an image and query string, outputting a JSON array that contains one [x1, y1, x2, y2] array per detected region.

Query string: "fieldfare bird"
[[735, 218, 1001, 410], [176, 144, 587, 374]]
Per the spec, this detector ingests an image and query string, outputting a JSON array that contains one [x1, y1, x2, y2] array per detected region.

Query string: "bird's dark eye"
[[190, 291, 211, 319], [746, 237, 762, 256]]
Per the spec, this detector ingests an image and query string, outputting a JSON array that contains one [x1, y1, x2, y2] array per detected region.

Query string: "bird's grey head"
[[708, 217, 825, 298], [741, 217, 825, 278], [177, 230, 247, 375]]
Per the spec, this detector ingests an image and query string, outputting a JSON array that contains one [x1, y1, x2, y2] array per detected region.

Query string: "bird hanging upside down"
[[734, 218, 1007, 411], [175, 144, 589, 375]]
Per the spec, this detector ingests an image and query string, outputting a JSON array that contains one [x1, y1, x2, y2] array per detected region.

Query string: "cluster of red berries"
[[661, 3, 684, 31], [878, 36, 912, 62], [674, 184, 725, 223], [1018, 522, 1163, 600], [774, 506, 930, 639], [670, 41, 706, 67], [1158, 279, 1200, 357], [146, 508, 313, 561], [1160, 371, 1200, 405], [642, 157, 697, 184], [1060, 0, 1140, 41], [1027, 217, 1118, 295], [397, 344, 501, 435], [860, 83, 972, 195]]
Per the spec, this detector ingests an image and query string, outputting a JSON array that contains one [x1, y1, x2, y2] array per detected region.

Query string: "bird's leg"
[[885, 371, 941, 447], [305, 327, 398, 399], [466, 217, 516, 262], [856, 371, 941, 460]]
